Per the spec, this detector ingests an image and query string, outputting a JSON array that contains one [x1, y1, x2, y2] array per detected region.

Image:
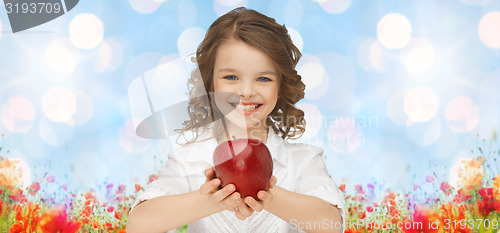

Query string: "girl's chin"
[[223, 117, 266, 133]]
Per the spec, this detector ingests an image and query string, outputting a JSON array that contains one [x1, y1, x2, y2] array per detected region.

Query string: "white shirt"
[[131, 129, 345, 233]]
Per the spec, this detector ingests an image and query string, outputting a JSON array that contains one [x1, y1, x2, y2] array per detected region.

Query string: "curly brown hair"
[[178, 7, 306, 143]]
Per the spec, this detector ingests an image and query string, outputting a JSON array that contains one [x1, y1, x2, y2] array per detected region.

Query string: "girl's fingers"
[[257, 190, 272, 203], [199, 178, 221, 194], [237, 201, 255, 216], [268, 176, 277, 189], [212, 184, 236, 202], [244, 196, 264, 212], [234, 207, 246, 220], [221, 192, 241, 209], [204, 167, 216, 182]]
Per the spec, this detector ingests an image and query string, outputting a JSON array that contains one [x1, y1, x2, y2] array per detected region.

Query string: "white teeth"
[[235, 104, 259, 111]]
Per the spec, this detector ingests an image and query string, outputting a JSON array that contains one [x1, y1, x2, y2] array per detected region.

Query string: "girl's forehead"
[[214, 40, 278, 71]]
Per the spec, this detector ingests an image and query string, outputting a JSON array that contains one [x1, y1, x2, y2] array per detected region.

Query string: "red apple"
[[213, 138, 273, 199]]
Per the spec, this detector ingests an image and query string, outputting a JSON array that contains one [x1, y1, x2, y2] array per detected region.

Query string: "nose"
[[238, 79, 256, 98]]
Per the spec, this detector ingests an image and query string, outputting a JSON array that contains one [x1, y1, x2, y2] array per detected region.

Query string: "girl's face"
[[213, 39, 279, 136]]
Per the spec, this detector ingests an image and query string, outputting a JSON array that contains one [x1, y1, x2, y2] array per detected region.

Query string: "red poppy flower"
[[9, 202, 41, 233], [477, 187, 500, 217], [403, 205, 442, 233], [148, 174, 159, 184], [115, 211, 123, 220], [9, 188, 27, 204], [28, 181, 41, 196], [339, 184, 346, 192], [135, 184, 142, 192], [116, 184, 126, 195], [454, 188, 471, 203], [37, 206, 82, 233], [439, 182, 453, 196]]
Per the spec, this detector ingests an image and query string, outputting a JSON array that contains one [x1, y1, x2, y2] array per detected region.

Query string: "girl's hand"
[[199, 167, 242, 212], [235, 176, 277, 219]]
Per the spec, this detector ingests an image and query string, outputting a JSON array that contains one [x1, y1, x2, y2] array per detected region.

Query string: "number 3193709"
[[5, 2, 62, 14]]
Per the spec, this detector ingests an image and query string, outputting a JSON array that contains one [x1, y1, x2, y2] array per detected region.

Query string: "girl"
[[127, 7, 344, 233]]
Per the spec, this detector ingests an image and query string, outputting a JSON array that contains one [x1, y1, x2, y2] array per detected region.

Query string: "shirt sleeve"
[[295, 147, 345, 229], [130, 152, 191, 212]]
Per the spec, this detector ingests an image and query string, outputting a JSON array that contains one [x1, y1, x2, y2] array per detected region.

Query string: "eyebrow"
[[217, 68, 277, 76]]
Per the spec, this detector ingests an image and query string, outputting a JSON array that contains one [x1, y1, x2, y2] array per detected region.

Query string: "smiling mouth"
[[229, 103, 263, 112]]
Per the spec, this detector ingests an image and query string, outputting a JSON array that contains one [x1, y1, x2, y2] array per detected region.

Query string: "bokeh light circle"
[[318, 0, 351, 14], [147, 55, 189, 108], [43, 38, 79, 77], [327, 117, 364, 154], [402, 38, 437, 74], [377, 13, 412, 49], [404, 86, 439, 122], [478, 12, 500, 49], [177, 27, 205, 58], [93, 41, 112, 72], [296, 102, 323, 141], [297, 54, 325, 92], [1, 96, 36, 133], [129, 0, 162, 14], [69, 13, 104, 49], [42, 86, 77, 123], [288, 28, 304, 52], [445, 96, 479, 133]]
